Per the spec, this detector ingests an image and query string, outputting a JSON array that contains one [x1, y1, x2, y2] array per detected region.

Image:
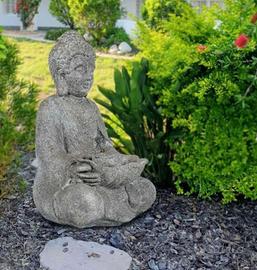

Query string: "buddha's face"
[[62, 53, 94, 97]]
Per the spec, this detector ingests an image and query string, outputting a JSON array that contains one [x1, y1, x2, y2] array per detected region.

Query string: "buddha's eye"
[[75, 65, 84, 72]]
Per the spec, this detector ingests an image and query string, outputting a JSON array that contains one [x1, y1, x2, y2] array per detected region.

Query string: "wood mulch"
[[0, 152, 256, 270]]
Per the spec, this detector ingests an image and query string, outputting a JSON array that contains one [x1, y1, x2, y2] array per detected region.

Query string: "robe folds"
[[33, 95, 156, 227]]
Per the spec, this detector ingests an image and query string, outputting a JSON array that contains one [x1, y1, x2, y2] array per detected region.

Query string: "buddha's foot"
[[53, 183, 105, 228], [125, 177, 156, 213], [49, 178, 156, 228]]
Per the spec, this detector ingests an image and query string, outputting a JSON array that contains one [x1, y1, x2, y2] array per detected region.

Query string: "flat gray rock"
[[40, 237, 132, 270]]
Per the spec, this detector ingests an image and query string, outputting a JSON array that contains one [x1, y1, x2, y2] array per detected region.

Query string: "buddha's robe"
[[33, 95, 156, 228]]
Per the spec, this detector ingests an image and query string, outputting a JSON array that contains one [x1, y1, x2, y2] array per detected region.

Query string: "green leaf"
[[97, 86, 116, 101], [114, 68, 127, 97], [94, 98, 113, 112], [129, 63, 143, 111], [121, 66, 130, 95]]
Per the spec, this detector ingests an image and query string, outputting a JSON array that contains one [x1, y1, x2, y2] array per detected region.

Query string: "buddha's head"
[[49, 31, 95, 97]]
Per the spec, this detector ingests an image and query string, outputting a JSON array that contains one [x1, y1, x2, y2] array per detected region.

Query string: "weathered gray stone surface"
[[109, 44, 119, 54], [31, 158, 38, 168], [40, 237, 132, 270], [32, 31, 156, 228], [118, 42, 132, 54], [83, 32, 93, 42], [0, 263, 12, 270]]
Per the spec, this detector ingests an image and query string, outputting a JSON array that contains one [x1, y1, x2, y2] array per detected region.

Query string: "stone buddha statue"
[[33, 31, 156, 228]]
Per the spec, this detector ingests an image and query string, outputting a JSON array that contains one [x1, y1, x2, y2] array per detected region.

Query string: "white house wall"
[[0, 1, 21, 29], [0, 0, 223, 35], [121, 0, 138, 19], [33, 0, 64, 29], [0, 0, 65, 30], [116, 19, 136, 37], [118, 0, 142, 37], [0, 0, 141, 35]]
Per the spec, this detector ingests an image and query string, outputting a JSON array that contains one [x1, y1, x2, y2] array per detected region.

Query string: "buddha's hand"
[[103, 158, 148, 188], [73, 158, 102, 186]]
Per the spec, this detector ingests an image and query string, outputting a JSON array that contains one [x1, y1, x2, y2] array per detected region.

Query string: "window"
[[190, 0, 223, 8], [5, 0, 17, 14], [136, 0, 142, 18], [121, 0, 142, 19]]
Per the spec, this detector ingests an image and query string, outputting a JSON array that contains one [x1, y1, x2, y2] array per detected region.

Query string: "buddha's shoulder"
[[86, 98, 100, 112], [39, 95, 64, 111]]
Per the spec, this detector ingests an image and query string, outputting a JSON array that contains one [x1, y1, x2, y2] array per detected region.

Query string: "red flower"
[[24, 4, 29, 11], [234, 34, 249, 48], [251, 13, 257, 24], [15, 3, 19, 13], [15, 0, 22, 13], [196, 45, 207, 53]]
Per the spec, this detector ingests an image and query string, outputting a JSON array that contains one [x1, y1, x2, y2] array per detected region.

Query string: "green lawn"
[[10, 38, 131, 101]]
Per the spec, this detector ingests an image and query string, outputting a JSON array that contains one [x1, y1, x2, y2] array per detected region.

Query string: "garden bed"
[[0, 152, 256, 270]]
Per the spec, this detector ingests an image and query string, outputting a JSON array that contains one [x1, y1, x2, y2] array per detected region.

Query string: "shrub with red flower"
[[251, 13, 257, 24], [136, 0, 257, 203], [234, 34, 249, 48], [196, 44, 208, 53], [16, 0, 41, 29]]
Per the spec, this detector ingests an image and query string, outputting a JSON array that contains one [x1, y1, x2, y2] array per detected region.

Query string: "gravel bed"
[[0, 152, 257, 270]]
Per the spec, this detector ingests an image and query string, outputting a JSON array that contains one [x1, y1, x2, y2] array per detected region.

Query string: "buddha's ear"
[[56, 72, 69, 96]]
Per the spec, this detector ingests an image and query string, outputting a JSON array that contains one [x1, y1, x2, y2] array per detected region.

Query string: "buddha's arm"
[[37, 98, 102, 187], [90, 100, 118, 154], [91, 102, 140, 156], [36, 98, 77, 188]]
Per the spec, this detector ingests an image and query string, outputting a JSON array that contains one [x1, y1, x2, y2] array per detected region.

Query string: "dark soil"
[[0, 152, 257, 270]]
